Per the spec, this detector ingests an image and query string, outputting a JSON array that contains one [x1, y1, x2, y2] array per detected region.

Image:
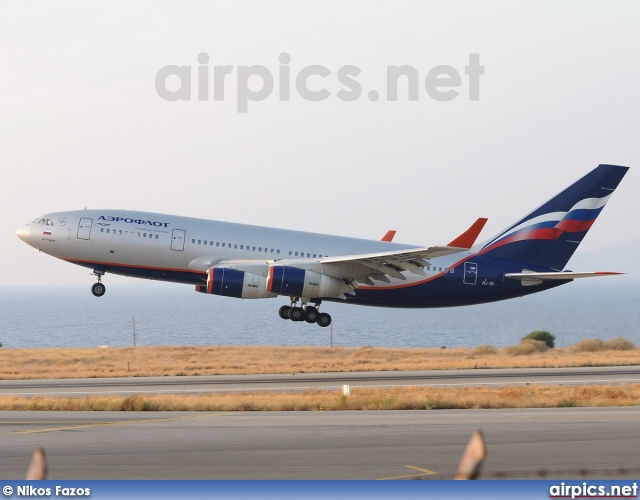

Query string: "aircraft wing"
[[193, 218, 487, 285], [319, 245, 468, 281], [327, 217, 487, 281]]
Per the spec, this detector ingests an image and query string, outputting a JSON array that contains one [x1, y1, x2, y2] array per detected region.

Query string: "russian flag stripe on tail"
[[479, 164, 629, 270]]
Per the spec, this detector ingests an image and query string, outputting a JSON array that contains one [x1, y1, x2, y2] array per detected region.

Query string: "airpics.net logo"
[[155, 52, 484, 113]]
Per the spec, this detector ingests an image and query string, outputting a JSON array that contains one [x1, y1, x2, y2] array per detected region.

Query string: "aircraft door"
[[171, 229, 186, 251], [463, 262, 478, 285], [77, 218, 93, 240]]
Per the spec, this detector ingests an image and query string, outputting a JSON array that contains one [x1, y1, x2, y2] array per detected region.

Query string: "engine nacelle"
[[267, 265, 344, 298], [196, 267, 276, 299]]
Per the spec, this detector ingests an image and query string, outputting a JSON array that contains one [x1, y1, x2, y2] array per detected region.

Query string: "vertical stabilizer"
[[479, 164, 629, 270]]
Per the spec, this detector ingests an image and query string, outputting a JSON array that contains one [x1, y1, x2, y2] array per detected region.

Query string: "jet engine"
[[196, 267, 276, 299], [267, 265, 344, 298]]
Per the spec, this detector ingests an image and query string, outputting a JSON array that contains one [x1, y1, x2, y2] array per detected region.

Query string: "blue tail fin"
[[479, 164, 629, 270]]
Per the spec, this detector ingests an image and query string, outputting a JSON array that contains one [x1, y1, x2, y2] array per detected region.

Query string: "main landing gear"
[[91, 269, 106, 297], [278, 299, 331, 327]]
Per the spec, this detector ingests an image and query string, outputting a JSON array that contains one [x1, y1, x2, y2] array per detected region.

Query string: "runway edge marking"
[[11, 412, 235, 434]]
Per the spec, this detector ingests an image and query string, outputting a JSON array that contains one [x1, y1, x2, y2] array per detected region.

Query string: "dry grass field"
[[0, 339, 638, 380], [1, 384, 638, 411], [2, 339, 638, 411]]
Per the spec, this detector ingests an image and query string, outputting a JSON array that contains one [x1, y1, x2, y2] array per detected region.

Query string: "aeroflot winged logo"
[[98, 215, 170, 228]]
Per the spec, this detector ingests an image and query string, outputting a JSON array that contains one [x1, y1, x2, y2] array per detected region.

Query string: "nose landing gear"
[[278, 299, 331, 327], [91, 270, 106, 297]]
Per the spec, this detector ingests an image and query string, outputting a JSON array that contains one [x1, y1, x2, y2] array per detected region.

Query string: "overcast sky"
[[2, 1, 639, 286]]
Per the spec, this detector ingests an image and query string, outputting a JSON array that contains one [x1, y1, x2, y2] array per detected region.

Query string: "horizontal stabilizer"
[[505, 271, 623, 286], [448, 218, 488, 249], [505, 271, 623, 280]]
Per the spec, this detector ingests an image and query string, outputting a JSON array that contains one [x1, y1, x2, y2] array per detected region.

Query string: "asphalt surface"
[[2, 366, 640, 396], [2, 408, 639, 480]]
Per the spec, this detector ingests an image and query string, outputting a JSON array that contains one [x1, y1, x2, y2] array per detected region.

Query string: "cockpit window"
[[31, 218, 54, 225]]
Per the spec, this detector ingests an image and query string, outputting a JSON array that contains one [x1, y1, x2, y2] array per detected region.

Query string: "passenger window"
[[277, 250, 280, 254], [259, 247, 262, 252], [307, 253, 310, 258], [100, 228, 104, 232], [222, 243, 225, 247], [240, 245, 244, 250], [295, 252, 298, 256], [106, 229, 110, 233], [216, 242, 219, 246], [125, 231, 128, 236], [192, 239, 195, 243], [234, 244, 238, 249], [155, 235, 159, 239], [289, 251, 292, 256]]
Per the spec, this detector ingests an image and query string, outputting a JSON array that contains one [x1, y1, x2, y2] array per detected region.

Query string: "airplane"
[[16, 164, 628, 328]]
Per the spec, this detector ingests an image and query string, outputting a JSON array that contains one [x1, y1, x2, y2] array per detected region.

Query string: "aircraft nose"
[[16, 225, 29, 242]]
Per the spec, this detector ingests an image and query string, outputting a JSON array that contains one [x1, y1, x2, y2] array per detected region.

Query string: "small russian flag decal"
[[43, 231, 52, 235]]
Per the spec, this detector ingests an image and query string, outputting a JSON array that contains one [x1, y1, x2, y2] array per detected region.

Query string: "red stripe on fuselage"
[[62, 258, 207, 275]]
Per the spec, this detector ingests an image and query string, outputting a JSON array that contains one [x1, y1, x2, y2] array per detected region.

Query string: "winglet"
[[380, 230, 396, 242], [447, 218, 488, 249]]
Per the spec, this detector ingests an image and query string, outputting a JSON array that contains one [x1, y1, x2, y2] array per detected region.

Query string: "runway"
[[2, 368, 639, 480], [2, 408, 639, 480], [2, 366, 639, 397]]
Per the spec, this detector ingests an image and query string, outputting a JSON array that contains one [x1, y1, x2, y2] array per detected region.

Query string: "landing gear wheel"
[[317, 312, 331, 328], [304, 306, 318, 323], [278, 305, 291, 320], [290, 307, 305, 322], [91, 283, 106, 297]]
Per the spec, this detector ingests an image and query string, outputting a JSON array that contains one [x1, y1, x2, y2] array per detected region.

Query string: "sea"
[[1, 277, 638, 350]]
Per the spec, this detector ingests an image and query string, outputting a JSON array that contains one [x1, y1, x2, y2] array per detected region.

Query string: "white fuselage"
[[17, 209, 464, 285]]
